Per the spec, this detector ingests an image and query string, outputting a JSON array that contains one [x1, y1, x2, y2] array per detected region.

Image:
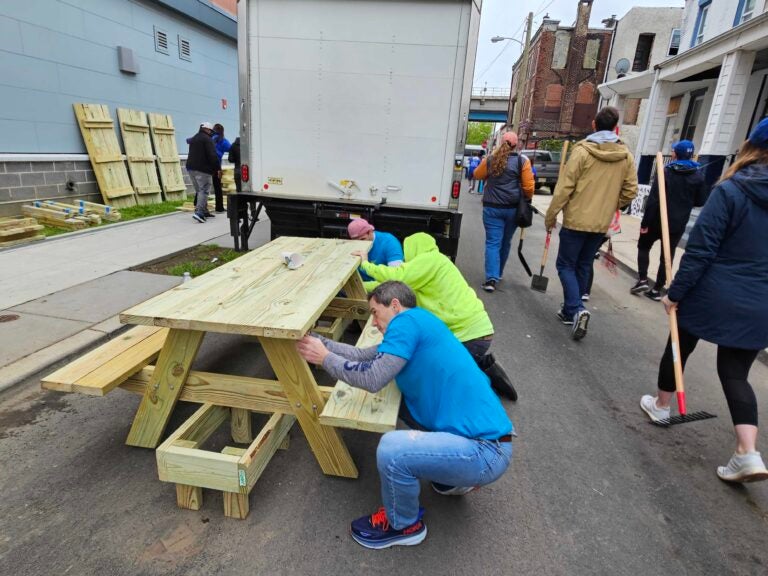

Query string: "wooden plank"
[[120, 238, 372, 339], [321, 297, 369, 320], [73, 103, 137, 208], [41, 326, 168, 396], [117, 108, 163, 205], [223, 492, 249, 519], [120, 366, 334, 410], [319, 317, 401, 433], [230, 408, 252, 443], [176, 484, 202, 510], [259, 337, 357, 478], [147, 113, 187, 201], [42, 326, 168, 395], [0, 234, 45, 248], [0, 217, 37, 229], [240, 413, 295, 491], [125, 329, 205, 448], [21, 205, 88, 230], [313, 317, 345, 341]]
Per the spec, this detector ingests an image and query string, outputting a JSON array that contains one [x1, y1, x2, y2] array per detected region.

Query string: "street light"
[[491, 36, 524, 47]]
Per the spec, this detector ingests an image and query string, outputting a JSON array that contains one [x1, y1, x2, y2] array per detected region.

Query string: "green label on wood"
[[239, 469, 247, 487]]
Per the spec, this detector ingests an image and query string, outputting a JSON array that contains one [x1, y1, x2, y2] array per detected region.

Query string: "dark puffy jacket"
[[228, 137, 241, 169], [483, 153, 528, 207], [186, 130, 220, 175], [642, 161, 708, 235], [669, 163, 768, 349]]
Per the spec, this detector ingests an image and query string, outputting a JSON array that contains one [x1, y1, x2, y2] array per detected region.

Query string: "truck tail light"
[[241, 164, 249, 182], [451, 181, 460, 199]]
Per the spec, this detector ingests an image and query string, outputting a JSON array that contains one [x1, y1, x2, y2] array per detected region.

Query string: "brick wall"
[[0, 158, 193, 217]]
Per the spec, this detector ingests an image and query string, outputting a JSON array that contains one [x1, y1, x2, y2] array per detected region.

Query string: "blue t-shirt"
[[360, 231, 403, 282], [378, 308, 513, 439]]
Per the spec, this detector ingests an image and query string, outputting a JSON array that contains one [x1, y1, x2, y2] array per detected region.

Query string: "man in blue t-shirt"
[[297, 281, 514, 550], [347, 218, 403, 289]]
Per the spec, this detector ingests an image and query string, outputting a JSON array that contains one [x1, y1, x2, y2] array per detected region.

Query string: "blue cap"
[[748, 117, 768, 149], [672, 140, 695, 160]]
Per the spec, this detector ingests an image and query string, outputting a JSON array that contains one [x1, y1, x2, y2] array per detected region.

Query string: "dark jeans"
[[212, 172, 224, 212], [658, 327, 759, 426], [637, 227, 682, 289], [555, 227, 606, 317]]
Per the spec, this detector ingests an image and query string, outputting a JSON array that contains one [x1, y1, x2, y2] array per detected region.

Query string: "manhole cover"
[[0, 314, 20, 323]]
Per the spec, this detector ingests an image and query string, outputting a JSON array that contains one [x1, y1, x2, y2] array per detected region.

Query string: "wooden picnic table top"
[[120, 236, 371, 339]]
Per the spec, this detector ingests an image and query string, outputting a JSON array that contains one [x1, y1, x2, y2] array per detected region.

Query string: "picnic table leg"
[[343, 272, 368, 329], [125, 329, 205, 448], [258, 337, 358, 478]]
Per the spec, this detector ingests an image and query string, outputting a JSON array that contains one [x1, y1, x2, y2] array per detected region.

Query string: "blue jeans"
[[377, 430, 513, 529], [556, 227, 606, 317], [483, 206, 518, 281]]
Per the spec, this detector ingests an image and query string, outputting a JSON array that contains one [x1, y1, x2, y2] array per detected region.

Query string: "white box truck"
[[234, 0, 482, 258]]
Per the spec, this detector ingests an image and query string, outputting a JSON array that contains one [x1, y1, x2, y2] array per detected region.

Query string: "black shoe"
[[215, 209, 226, 213], [203, 212, 216, 218], [645, 289, 662, 301], [556, 309, 574, 325], [192, 213, 205, 223], [482, 279, 497, 293], [481, 354, 517, 402], [631, 279, 650, 294], [572, 310, 591, 341]]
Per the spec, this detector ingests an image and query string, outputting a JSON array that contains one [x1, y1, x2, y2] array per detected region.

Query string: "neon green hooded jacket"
[[360, 232, 494, 342]]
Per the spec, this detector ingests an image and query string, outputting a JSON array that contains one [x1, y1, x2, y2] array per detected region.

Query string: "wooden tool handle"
[[656, 151, 686, 414], [558, 141, 570, 180], [540, 231, 551, 269]]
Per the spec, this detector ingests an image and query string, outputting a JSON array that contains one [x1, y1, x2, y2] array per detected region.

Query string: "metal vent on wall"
[[154, 26, 169, 54], [179, 36, 191, 61]]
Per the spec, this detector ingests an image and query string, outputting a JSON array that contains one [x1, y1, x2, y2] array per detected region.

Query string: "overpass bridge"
[[469, 87, 510, 122]]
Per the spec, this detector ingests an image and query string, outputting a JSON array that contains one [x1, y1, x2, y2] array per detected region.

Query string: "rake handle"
[[539, 231, 551, 272], [656, 152, 687, 415]]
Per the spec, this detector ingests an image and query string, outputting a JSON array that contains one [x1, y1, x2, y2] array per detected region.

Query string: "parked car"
[[521, 149, 560, 194]]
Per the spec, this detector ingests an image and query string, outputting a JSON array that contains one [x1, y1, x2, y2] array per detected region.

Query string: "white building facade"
[[598, 0, 768, 186]]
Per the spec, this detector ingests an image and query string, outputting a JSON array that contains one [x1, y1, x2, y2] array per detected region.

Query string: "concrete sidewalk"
[[0, 211, 264, 391]]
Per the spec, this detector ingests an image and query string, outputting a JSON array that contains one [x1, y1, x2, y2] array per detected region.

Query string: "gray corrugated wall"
[[0, 0, 239, 154]]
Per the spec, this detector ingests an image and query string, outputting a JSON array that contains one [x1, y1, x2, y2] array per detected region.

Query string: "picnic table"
[[43, 236, 401, 518]]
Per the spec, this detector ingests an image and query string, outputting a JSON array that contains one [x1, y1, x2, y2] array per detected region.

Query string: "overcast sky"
[[474, 0, 686, 89]]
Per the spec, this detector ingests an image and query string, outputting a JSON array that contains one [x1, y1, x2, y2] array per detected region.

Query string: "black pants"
[[212, 172, 225, 212], [638, 227, 682, 289], [658, 327, 759, 426]]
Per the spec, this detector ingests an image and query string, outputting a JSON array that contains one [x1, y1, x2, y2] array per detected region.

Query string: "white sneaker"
[[640, 395, 670, 423], [431, 482, 477, 496], [717, 451, 768, 483]]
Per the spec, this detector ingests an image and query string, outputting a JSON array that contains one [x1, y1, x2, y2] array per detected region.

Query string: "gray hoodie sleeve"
[[313, 333, 379, 361], [322, 351, 405, 393]]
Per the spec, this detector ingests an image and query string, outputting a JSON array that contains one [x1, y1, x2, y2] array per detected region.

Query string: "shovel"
[[517, 228, 532, 277], [531, 230, 551, 292]]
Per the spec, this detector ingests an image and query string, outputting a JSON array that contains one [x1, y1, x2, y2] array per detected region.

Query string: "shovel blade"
[[531, 275, 549, 292]]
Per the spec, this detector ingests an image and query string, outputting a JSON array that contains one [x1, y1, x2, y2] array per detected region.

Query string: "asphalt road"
[[0, 190, 766, 576]]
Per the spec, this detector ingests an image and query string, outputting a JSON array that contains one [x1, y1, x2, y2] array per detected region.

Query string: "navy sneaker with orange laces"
[[350, 506, 426, 549]]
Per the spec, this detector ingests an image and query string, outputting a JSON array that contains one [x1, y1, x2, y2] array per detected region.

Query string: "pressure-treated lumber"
[[121, 237, 372, 339], [259, 337, 358, 478], [125, 328, 205, 448], [231, 408, 252, 443], [73, 103, 137, 208], [117, 108, 163, 205], [32, 201, 101, 225], [42, 326, 168, 396], [21, 205, 88, 230], [0, 234, 45, 248], [322, 298, 369, 320], [319, 317, 401, 433], [147, 113, 187, 202]]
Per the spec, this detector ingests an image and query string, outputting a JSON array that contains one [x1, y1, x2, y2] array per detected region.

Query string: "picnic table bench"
[[42, 236, 401, 518]]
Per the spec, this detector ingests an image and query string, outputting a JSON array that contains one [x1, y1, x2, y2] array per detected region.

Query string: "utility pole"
[[512, 11, 533, 132]]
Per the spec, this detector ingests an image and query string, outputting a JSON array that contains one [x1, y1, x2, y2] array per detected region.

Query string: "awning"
[[598, 70, 654, 99]]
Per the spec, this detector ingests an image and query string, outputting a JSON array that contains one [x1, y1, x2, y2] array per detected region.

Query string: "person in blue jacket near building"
[[210, 123, 231, 213], [640, 117, 768, 484], [296, 281, 513, 549], [347, 218, 403, 290]]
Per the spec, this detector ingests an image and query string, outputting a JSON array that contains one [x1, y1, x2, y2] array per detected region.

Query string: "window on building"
[[583, 38, 600, 69], [668, 29, 681, 56], [736, 0, 756, 25], [694, 2, 711, 46], [154, 26, 169, 55], [178, 36, 191, 61], [576, 82, 594, 104], [552, 31, 570, 69], [632, 34, 655, 72], [681, 92, 705, 141]]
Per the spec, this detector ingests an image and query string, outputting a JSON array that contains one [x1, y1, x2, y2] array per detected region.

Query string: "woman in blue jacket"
[[640, 118, 768, 483]]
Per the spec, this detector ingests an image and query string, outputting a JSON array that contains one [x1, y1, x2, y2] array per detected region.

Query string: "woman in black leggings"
[[640, 118, 768, 483]]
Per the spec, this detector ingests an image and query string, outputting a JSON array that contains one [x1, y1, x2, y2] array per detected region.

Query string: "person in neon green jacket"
[[354, 232, 517, 401]]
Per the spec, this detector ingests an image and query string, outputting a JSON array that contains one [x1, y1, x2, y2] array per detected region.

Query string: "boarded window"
[[544, 84, 563, 108], [632, 33, 655, 72], [667, 96, 682, 116], [624, 98, 641, 125], [577, 82, 594, 104], [583, 38, 600, 69], [552, 31, 570, 69]]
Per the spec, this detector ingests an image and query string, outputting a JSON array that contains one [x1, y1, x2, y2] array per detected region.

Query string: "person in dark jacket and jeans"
[[631, 140, 708, 300], [186, 122, 221, 223], [228, 137, 241, 193], [640, 117, 768, 483], [211, 123, 231, 213], [473, 131, 535, 292]]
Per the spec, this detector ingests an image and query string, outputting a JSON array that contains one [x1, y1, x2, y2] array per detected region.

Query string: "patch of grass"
[[119, 199, 187, 221], [166, 244, 243, 277], [41, 225, 73, 237]]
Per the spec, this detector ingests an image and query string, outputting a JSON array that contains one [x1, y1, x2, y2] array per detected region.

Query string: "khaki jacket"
[[545, 140, 638, 233]]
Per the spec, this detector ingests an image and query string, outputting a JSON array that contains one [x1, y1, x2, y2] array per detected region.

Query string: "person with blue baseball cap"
[[630, 139, 708, 300], [639, 117, 768, 482]]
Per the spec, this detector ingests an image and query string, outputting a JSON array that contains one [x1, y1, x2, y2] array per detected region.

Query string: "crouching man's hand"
[[297, 335, 330, 365]]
